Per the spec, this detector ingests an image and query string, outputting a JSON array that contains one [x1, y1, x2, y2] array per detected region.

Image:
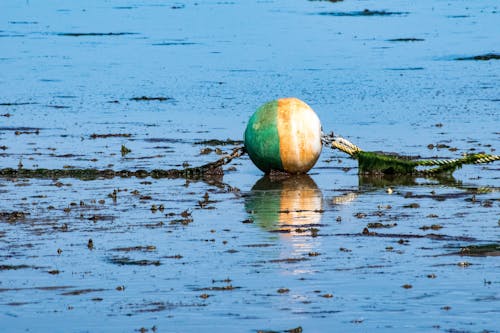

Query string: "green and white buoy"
[[244, 97, 322, 174]]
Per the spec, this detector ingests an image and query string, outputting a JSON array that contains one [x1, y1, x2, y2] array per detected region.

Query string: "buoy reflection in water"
[[246, 175, 323, 255]]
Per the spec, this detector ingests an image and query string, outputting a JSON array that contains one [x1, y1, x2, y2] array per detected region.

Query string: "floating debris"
[[200, 147, 213, 155], [57, 32, 137, 37], [195, 139, 244, 146], [404, 203, 420, 209], [457, 261, 472, 267], [45, 105, 69, 109], [61, 288, 107, 296], [0, 211, 28, 222], [129, 96, 173, 102], [15, 129, 39, 135], [163, 254, 183, 259], [90, 133, 131, 139], [367, 222, 397, 229], [456, 53, 500, 61], [318, 9, 409, 17], [152, 41, 197, 46], [355, 229, 476, 242], [268, 258, 310, 264], [111, 246, 157, 252], [197, 285, 240, 291], [0, 264, 32, 271], [121, 145, 132, 156], [459, 244, 500, 257], [108, 257, 161, 266], [0, 102, 36, 106], [419, 224, 443, 231], [387, 38, 425, 42]]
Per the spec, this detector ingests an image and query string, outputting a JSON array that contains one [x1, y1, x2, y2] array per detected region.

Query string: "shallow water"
[[1, 0, 499, 332]]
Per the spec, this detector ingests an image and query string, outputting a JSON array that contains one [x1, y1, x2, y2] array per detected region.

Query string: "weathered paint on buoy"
[[244, 98, 322, 174]]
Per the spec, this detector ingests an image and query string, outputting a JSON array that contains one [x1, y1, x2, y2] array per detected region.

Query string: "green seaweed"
[[355, 151, 418, 175]]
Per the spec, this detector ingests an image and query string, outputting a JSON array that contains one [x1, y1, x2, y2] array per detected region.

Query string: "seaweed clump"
[[356, 151, 417, 175]]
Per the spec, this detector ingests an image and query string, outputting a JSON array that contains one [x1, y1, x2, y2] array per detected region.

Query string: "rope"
[[417, 153, 500, 175], [417, 154, 500, 167], [321, 132, 361, 157], [322, 132, 499, 175]]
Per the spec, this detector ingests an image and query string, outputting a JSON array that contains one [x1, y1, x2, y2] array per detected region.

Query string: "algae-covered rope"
[[321, 132, 499, 175], [416, 153, 500, 175], [416, 154, 500, 167]]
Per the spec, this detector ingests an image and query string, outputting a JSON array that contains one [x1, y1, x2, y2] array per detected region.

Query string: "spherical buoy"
[[244, 98, 322, 174]]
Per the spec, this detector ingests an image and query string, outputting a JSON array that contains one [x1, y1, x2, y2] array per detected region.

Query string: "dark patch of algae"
[[460, 244, 500, 257], [108, 257, 161, 266], [257, 327, 303, 333], [0, 264, 33, 271], [456, 53, 500, 61], [318, 9, 408, 17]]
